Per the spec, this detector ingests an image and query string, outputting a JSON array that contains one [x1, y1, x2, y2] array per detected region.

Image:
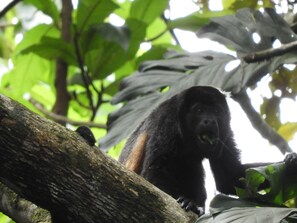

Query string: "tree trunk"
[[0, 94, 197, 223]]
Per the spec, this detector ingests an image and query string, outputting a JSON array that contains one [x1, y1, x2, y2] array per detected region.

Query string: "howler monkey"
[[119, 86, 297, 215]]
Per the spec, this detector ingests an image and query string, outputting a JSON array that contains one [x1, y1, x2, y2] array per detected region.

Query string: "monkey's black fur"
[[119, 86, 297, 215], [76, 126, 96, 146]]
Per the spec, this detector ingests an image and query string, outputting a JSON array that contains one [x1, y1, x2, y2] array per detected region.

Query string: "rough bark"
[[0, 94, 197, 223], [0, 182, 51, 223]]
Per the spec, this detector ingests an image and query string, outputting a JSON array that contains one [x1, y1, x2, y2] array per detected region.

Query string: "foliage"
[[0, 213, 14, 223], [197, 162, 297, 222], [196, 194, 297, 223], [236, 163, 297, 205], [100, 8, 297, 149]]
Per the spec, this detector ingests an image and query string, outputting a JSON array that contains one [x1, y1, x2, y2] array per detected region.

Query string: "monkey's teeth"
[[200, 134, 216, 145]]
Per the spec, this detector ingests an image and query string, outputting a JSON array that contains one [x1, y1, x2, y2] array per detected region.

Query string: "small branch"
[[145, 29, 167, 42], [73, 33, 96, 113], [233, 90, 292, 154], [0, 0, 22, 18], [30, 98, 106, 129], [0, 23, 17, 29], [243, 40, 297, 63], [161, 13, 181, 46], [91, 81, 104, 121], [0, 183, 51, 223]]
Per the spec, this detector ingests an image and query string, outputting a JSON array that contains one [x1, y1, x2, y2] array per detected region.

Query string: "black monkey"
[[119, 86, 297, 215]]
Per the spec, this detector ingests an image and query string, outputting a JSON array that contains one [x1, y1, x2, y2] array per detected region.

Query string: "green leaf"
[[14, 24, 60, 55], [278, 122, 297, 141], [82, 19, 145, 80], [114, 0, 132, 19], [136, 45, 167, 66], [169, 10, 233, 32], [8, 54, 53, 96], [24, 0, 60, 24], [77, 0, 118, 33], [197, 8, 297, 56], [237, 163, 297, 205], [21, 36, 77, 66], [146, 17, 172, 44], [80, 23, 132, 79], [85, 44, 125, 79], [197, 195, 297, 223], [222, 0, 236, 9], [125, 18, 147, 57], [82, 23, 130, 52], [129, 0, 168, 24]]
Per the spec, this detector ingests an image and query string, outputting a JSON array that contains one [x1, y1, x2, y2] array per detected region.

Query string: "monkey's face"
[[185, 103, 223, 158]]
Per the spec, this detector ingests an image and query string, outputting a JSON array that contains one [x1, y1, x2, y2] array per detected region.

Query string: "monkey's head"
[[177, 86, 231, 158]]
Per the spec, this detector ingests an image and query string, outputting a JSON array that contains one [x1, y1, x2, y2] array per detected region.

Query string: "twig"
[[243, 40, 297, 63], [0, 23, 16, 29], [161, 13, 181, 46], [30, 98, 106, 129], [232, 90, 292, 154], [0, 0, 22, 18], [73, 33, 96, 113], [145, 29, 167, 42]]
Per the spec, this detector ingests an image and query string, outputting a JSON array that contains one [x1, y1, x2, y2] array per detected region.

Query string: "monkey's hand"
[[284, 152, 297, 174], [177, 196, 204, 216]]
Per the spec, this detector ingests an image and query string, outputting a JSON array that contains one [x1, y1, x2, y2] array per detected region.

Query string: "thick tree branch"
[[0, 94, 197, 223], [233, 90, 292, 154], [243, 40, 297, 63], [0, 183, 51, 223]]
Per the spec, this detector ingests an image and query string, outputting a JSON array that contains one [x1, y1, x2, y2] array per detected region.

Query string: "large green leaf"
[[197, 194, 297, 223], [6, 54, 53, 97], [80, 24, 128, 79], [76, 0, 118, 33], [80, 23, 130, 54], [2, 24, 58, 97], [21, 36, 77, 66], [129, 0, 168, 25], [236, 163, 297, 205], [99, 8, 297, 149], [14, 24, 60, 55], [197, 8, 297, 56], [168, 10, 233, 32], [125, 18, 147, 57]]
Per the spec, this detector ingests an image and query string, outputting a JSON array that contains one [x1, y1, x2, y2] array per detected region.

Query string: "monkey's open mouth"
[[199, 133, 218, 145]]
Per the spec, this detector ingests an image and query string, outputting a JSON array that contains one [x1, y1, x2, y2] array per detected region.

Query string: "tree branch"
[[0, 183, 51, 223], [233, 90, 292, 154], [0, 0, 22, 18], [52, 0, 73, 125], [0, 94, 197, 223], [243, 40, 297, 63], [30, 98, 106, 129], [161, 13, 181, 46]]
